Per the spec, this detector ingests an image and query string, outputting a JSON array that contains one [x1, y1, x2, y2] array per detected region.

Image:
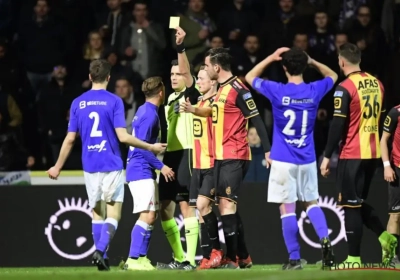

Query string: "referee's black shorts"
[[189, 168, 215, 207], [336, 158, 379, 207], [388, 166, 400, 214], [214, 159, 250, 203], [159, 149, 192, 202]]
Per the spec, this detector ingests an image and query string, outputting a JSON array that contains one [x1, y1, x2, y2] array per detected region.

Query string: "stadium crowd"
[[0, 0, 399, 181]]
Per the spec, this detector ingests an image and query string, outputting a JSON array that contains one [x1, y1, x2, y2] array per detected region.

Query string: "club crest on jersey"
[[334, 91, 343, 97]]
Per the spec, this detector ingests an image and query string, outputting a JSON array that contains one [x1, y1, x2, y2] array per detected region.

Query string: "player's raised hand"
[[47, 166, 60, 180], [264, 152, 272, 169], [320, 157, 330, 178], [179, 97, 194, 113], [270, 47, 290, 61], [175, 26, 186, 45], [384, 165, 396, 182], [151, 143, 167, 154], [161, 165, 175, 182]]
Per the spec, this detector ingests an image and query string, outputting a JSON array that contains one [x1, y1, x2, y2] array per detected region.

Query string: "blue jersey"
[[68, 89, 126, 172], [126, 102, 163, 181], [252, 77, 334, 164]]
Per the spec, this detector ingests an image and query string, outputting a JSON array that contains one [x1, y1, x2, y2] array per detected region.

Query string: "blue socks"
[[129, 220, 153, 258], [307, 205, 329, 239], [96, 218, 118, 254], [281, 214, 301, 260], [92, 220, 108, 259]]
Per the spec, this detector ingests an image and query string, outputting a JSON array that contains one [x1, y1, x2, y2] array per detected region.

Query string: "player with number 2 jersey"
[[47, 60, 166, 271], [246, 47, 338, 270]]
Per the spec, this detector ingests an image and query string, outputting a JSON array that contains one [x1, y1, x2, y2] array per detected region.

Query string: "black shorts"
[[159, 149, 193, 202], [388, 167, 400, 214], [189, 168, 215, 207], [214, 160, 250, 203], [336, 159, 379, 207]]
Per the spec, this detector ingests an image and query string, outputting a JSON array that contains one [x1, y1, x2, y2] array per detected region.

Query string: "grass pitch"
[[0, 265, 399, 280]]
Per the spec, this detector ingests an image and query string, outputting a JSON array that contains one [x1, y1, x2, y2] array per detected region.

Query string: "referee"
[[156, 33, 201, 270], [321, 43, 397, 266]]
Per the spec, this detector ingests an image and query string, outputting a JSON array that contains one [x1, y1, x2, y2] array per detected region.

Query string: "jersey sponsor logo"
[[282, 96, 290, 105], [334, 98, 341, 109], [193, 118, 203, 137], [87, 101, 107, 106], [44, 198, 95, 260], [298, 196, 347, 248], [384, 116, 391, 127], [175, 214, 225, 260], [246, 99, 256, 110], [334, 91, 343, 97], [242, 92, 252, 100], [87, 140, 107, 152], [284, 135, 307, 147], [79, 101, 86, 109]]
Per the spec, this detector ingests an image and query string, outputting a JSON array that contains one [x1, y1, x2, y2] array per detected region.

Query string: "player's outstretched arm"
[[47, 132, 76, 179], [308, 58, 338, 83], [179, 97, 212, 117], [245, 47, 290, 86], [115, 128, 166, 154], [175, 27, 194, 88]]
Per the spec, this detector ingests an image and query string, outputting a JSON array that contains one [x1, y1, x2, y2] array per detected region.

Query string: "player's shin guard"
[[281, 213, 301, 260], [200, 222, 212, 259], [97, 218, 118, 254], [161, 219, 185, 262], [221, 214, 238, 261], [361, 203, 385, 237], [140, 224, 154, 257], [344, 207, 363, 257], [203, 211, 221, 250], [184, 217, 199, 265], [307, 205, 329, 239], [236, 212, 249, 259]]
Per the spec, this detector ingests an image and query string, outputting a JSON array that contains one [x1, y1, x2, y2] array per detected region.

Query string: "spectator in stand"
[[172, 0, 216, 63], [103, 49, 142, 93], [308, 10, 336, 67], [0, 39, 20, 95], [233, 34, 264, 84], [114, 77, 144, 165], [97, 0, 130, 51], [344, 5, 387, 76], [0, 92, 34, 171], [244, 127, 268, 182], [75, 31, 105, 91], [18, 0, 71, 96], [38, 65, 80, 165], [218, 0, 258, 52], [192, 33, 224, 73], [120, 0, 166, 80]]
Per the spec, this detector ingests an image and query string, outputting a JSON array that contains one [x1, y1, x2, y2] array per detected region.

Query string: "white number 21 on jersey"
[[282, 109, 308, 136], [89, 111, 103, 137]]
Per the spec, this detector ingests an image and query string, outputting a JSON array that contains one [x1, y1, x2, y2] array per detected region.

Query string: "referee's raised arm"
[[175, 27, 194, 88]]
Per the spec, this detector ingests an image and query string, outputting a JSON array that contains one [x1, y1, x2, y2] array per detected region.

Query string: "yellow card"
[[169, 16, 180, 29]]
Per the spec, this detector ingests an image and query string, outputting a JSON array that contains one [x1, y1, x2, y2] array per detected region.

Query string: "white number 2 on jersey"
[[89, 112, 103, 137], [282, 109, 308, 136]]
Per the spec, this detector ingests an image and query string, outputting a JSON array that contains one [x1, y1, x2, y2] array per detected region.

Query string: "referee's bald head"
[[338, 43, 361, 65]]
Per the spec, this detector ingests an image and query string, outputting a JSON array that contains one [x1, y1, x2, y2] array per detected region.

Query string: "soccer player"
[[46, 59, 166, 271], [245, 47, 338, 270], [380, 105, 400, 263], [182, 48, 271, 269], [156, 34, 202, 270], [123, 77, 175, 270], [320, 43, 398, 266], [175, 27, 223, 269]]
